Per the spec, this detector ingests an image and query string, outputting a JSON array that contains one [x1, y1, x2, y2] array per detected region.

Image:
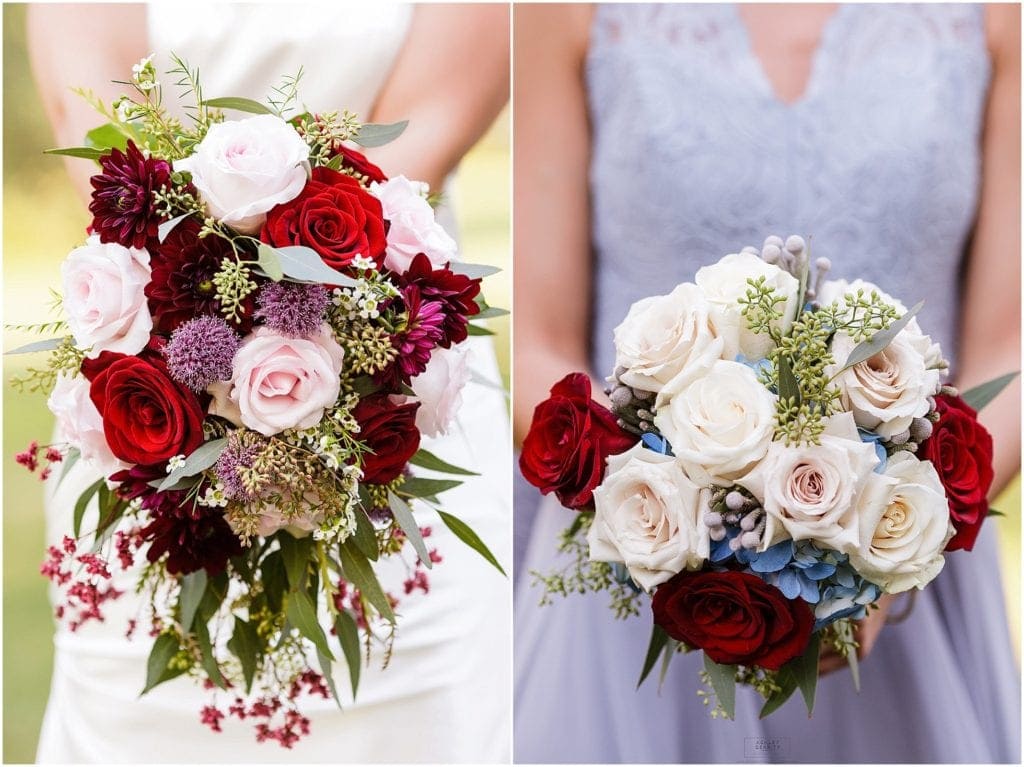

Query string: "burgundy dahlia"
[[400, 253, 482, 347], [377, 286, 445, 389], [139, 489, 242, 576], [89, 141, 172, 249], [146, 219, 255, 334]]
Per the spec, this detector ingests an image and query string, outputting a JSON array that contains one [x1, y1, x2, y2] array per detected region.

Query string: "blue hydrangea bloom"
[[641, 432, 673, 456], [857, 428, 888, 473], [734, 354, 772, 379]]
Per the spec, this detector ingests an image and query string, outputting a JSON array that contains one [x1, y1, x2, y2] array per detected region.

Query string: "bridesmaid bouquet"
[[10, 56, 504, 746], [520, 234, 1012, 719]]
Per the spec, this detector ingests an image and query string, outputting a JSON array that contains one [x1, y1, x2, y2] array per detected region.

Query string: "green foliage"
[[738, 275, 787, 341], [438, 510, 506, 576]]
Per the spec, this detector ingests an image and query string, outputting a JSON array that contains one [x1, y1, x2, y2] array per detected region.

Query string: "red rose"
[[519, 374, 636, 510], [332, 145, 387, 184], [261, 166, 386, 271], [352, 394, 421, 484], [82, 349, 205, 466], [652, 570, 814, 670], [917, 393, 995, 551]]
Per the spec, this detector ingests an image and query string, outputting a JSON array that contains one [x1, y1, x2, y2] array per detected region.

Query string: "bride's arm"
[[26, 3, 147, 202], [366, 4, 510, 190], [957, 3, 1021, 497], [511, 4, 596, 443]]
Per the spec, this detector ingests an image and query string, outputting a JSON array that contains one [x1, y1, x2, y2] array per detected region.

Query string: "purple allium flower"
[[255, 282, 331, 337], [89, 141, 171, 249], [165, 316, 241, 391], [214, 432, 263, 501]]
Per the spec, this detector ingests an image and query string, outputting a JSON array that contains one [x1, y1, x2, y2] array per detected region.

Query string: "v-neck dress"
[[514, 4, 1020, 762]]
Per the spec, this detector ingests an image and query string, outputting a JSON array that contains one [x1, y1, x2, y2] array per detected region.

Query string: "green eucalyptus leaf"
[[227, 617, 261, 693], [961, 371, 1019, 412], [777, 355, 800, 407], [351, 505, 380, 562], [194, 619, 227, 689], [44, 146, 105, 161], [5, 337, 65, 355], [988, 508, 1005, 517], [256, 243, 285, 281], [466, 323, 495, 337], [317, 650, 344, 710], [158, 213, 192, 244], [449, 262, 500, 280], [339, 541, 395, 623], [788, 633, 821, 715], [438, 510, 506, 576], [202, 96, 275, 115], [759, 667, 798, 718], [638, 624, 669, 689], [261, 551, 287, 614], [178, 570, 207, 631], [73, 478, 105, 538], [267, 244, 357, 287], [474, 306, 509, 319], [279, 533, 312, 591], [335, 610, 362, 699], [57, 447, 81, 488], [352, 120, 408, 148], [408, 449, 479, 476], [658, 638, 679, 691], [837, 301, 924, 374], [400, 477, 463, 498], [157, 438, 228, 492], [85, 123, 129, 152], [142, 633, 183, 695], [285, 590, 334, 660], [703, 654, 737, 720], [388, 492, 431, 569]]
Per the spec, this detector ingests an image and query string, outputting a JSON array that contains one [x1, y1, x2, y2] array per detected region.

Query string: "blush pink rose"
[[218, 325, 344, 436], [410, 345, 470, 437], [47, 372, 128, 477], [371, 176, 457, 274]]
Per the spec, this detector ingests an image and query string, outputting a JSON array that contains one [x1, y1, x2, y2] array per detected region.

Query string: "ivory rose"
[[737, 412, 880, 552], [589, 444, 710, 591], [653, 359, 775, 485], [848, 451, 954, 593], [611, 282, 728, 405], [176, 114, 311, 234], [695, 252, 799, 360], [411, 345, 470, 438], [61, 236, 152, 357]]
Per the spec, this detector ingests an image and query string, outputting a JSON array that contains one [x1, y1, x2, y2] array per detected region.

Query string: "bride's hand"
[[818, 593, 894, 675]]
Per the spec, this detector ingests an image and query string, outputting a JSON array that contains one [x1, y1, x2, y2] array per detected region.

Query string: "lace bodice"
[[587, 3, 990, 377]]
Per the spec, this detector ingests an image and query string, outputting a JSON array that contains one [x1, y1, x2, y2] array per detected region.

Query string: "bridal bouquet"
[[520, 234, 1011, 719], [11, 57, 503, 746]]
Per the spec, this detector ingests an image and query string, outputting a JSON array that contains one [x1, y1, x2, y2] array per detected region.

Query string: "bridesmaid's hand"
[[818, 594, 893, 675]]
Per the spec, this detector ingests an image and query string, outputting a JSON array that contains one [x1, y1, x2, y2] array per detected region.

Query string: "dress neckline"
[[730, 3, 851, 109]]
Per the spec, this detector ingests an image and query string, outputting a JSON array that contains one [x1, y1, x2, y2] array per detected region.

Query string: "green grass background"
[[1, 4, 508, 760]]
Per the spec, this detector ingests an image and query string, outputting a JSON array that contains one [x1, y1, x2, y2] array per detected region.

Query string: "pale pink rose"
[[371, 176, 457, 273], [226, 325, 344, 436], [175, 114, 311, 234], [61, 235, 152, 357], [47, 372, 128, 477], [411, 345, 470, 437]]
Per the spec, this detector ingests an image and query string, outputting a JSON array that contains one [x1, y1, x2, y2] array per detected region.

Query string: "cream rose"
[[827, 331, 940, 440], [411, 345, 470, 438], [737, 412, 880, 552], [695, 252, 799, 360], [47, 372, 128, 477], [589, 444, 710, 591], [847, 451, 953, 593], [371, 176, 457, 273], [176, 114, 311, 234], [219, 325, 345, 436], [653, 359, 776, 486], [612, 282, 729, 406], [61, 235, 152, 357]]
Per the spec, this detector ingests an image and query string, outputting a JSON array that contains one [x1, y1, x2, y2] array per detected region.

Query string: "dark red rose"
[[261, 166, 387, 271], [83, 349, 205, 466], [653, 570, 814, 670], [352, 394, 421, 484], [332, 145, 387, 184], [519, 374, 636, 510], [399, 253, 482, 347], [139, 488, 242, 576], [147, 218, 255, 334], [89, 141, 172, 250], [918, 394, 995, 551]]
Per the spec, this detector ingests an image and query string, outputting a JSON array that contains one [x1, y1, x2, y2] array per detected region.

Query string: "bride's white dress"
[[36, 4, 511, 762]]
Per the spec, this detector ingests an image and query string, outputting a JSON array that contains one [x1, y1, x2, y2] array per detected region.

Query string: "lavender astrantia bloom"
[[165, 316, 241, 391], [255, 282, 331, 338]]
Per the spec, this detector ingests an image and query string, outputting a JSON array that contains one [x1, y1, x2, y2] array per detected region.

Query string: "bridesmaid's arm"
[[512, 4, 597, 443], [958, 3, 1021, 498], [27, 3, 148, 202], [366, 4, 510, 190]]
